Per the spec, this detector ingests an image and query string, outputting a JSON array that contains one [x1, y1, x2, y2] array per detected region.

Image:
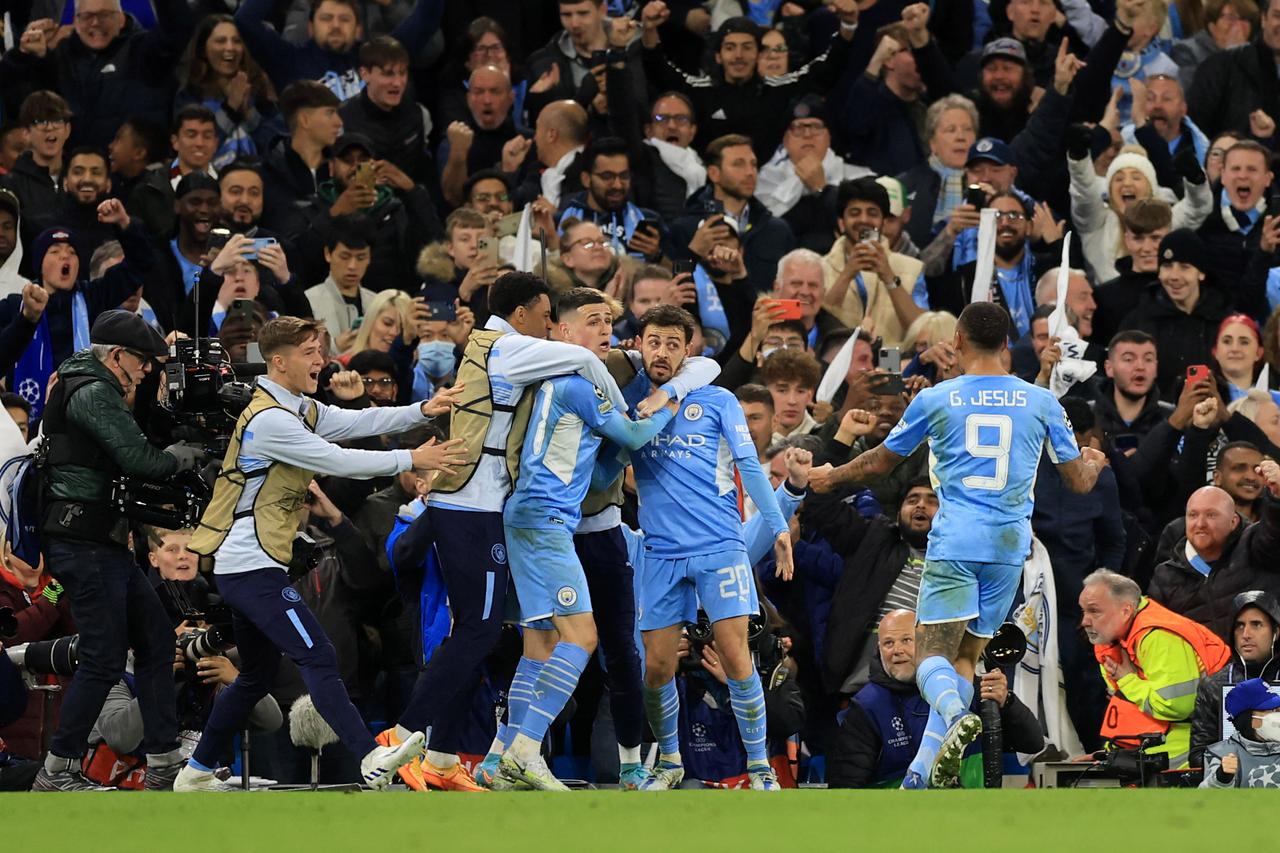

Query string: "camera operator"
[[174, 316, 466, 792], [1080, 569, 1231, 769], [33, 310, 209, 792]]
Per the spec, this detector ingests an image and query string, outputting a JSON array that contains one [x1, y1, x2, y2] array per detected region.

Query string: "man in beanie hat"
[[1192, 591, 1280, 768], [32, 308, 208, 792], [0, 199, 153, 419], [1121, 228, 1230, 396], [1200, 677, 1280, 786]]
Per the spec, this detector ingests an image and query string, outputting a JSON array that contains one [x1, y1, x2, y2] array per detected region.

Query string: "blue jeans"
[[47, 537, 178, 760]]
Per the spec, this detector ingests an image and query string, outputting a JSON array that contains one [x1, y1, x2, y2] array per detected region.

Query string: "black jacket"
[[1196, 199, 1268, 321], [604, 63, 696, 223], [260, 137, 331, 241], [0, 153, 59, 266], [840, 75, 928, 178], [898, 162, 942, 250], [1120, 282, 1232, 399], [0, 8, 191, 149], [1187, 39, 1280, 142], [339, 89, 435, 187], [641, 32, 854, 161], [1149, 494, 1280, 639], [1093, 258, 1158, 348]]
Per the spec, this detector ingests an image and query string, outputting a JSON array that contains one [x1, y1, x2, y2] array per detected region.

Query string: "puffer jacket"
[[1148, 494, 1280, 640], [1191, 657, 1280, 769], [41, 351, 178, 543]]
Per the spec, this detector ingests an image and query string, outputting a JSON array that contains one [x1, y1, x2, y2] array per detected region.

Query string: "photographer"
[[174, 316, 466, 792], [33, 310, 207, 792]]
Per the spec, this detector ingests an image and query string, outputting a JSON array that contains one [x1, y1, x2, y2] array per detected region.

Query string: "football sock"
[[727, 673, 768, 765], [516, 643, 591, 749], [503, 656, 545, 751], [643, 678, 681, 759]]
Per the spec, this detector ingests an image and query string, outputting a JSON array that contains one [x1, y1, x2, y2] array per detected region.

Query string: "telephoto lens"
[[10, 635, 80, 675], [179, 625, 235, 664]]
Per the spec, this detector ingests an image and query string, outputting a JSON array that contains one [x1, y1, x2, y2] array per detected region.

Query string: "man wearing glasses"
[[757, 94, 874, 253], [32, 309, 208, 791], [7, 0, 195, 150], [558, 137, 665, 261]]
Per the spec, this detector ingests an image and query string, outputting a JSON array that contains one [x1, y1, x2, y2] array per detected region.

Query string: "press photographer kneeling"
[[35, 311, 209, 792]]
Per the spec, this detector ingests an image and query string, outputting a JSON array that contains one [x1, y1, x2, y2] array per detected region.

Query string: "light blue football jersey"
[[628, 385, 773, 559], [882, 374, 1080, 564], [505, 374, 673, 531]]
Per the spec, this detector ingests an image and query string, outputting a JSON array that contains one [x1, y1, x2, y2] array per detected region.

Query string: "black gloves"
[[1066, 123, 1094, 161], [1174, 145, 1207, 185]]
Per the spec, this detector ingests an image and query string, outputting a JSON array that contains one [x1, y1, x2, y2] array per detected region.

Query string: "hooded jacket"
[[1, 153, 60, 260], [0, 204, 28, 299], [339, 88, 434, 186], [1148, 494, 1280, 640], [1093, 257, 1159, 347], [1200, 732, 1280, 787]]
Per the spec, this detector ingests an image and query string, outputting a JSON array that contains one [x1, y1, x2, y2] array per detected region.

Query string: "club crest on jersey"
[[684, 403, 704, 421], [282, 587, 302, 603], [491, 544, 507, 565], [557, 586, 578, 607]]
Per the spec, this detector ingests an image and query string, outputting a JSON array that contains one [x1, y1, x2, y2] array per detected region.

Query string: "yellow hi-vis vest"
[[432, 329, 535, 495], [581, 349, 639, 517], [190, 386, 319, 565]]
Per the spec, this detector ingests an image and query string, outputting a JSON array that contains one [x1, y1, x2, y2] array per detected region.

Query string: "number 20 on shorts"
[[717, 564, 751, 600]]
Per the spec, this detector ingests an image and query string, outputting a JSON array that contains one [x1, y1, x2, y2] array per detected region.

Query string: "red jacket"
[[0, 565, 74, 759]]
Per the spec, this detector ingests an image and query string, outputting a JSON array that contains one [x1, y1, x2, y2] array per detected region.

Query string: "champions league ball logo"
[[17, 378, 41, 405]]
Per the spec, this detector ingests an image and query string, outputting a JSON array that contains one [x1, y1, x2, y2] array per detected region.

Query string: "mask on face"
[[418, 340, 456, 378], [1255, 712, 1280, 742]]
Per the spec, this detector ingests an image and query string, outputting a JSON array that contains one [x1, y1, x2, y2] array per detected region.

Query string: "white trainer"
[[361, 730, 426, 791]]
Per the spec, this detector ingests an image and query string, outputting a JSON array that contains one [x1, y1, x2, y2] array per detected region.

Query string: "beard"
[[994, 239, 1025, 261], [901, 524, 929, 549]]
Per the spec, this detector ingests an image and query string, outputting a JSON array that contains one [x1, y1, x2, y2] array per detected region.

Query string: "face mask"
[[418, 340, 456, 378], [1255, 712, 1280, 742]]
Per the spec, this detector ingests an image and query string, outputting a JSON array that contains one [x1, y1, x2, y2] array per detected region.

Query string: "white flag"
[[512, 205, 535, 274], [970, 208, 998, 304], [816, 326, 861, 404]]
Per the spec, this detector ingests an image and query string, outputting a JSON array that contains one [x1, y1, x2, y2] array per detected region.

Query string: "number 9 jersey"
[[882, 375, 1081, 565]]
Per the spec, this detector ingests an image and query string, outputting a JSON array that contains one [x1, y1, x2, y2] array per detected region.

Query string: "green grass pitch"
[[2, 789, 1270, 852]]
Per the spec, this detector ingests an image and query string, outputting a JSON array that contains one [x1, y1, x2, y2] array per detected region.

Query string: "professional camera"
[[176, 625, 235, 665], [677, 608, 787, 681], [4, 635, 79, 680], [111, 339, 257, 528], [163, 337, 256, 455]]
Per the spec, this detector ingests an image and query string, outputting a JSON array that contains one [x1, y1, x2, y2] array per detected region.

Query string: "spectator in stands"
[[1093, 329, 1172, 446], [463, 170, 515, 227], [4, 0, 194, 149], [3, 91, 73, 250], [307, 219, 377, 354], [1171, 0, 1257, 88], [1230, 390, 1280, 447], [129, 105, 220, 238], [1068, 140, 1211, 283], [348, 349, 401, 407], [604, 85, 704, 223], [1122, 229, 1229, 396], [1092, 198, 1171, 345], [736, 384, 775, 460], [1033, 267, 1099, 350], [342, 288, 413, 362], [762, 348, 822, 444], [439, 65, 519, 207], [1215, 315, 1275, 403], [234, 0, 444, 102], [1080, 568, 1230, 769], [341, 37, 434, 188], [2, 392, 31, 442], [295, 131, 440, 293], [109, 117, 168, 216], [756, 95, 872, 253], [899, 94, 979, 249], [217, 161, 265, 235], [1187, 0, 1280, 139], [1199, 676, 1280, 787], [548, 218, 641, 296], [638, 2, 862, 160], [0, 125, 27, 175], [841, 25, 928, 178], [508, 99, 588, 209], [143, 172, 221, 331], [1191, 590, 1280, 767], [558, 138, 663, 261], [261, 81, 344, 237], [177, 15, 281, 170], [613, 265, 691, 342], [417, 208, 500, 323], [827, 608, 1042, 787], [25, 148, 116, 270], [820, 178, 926, 344], [1, 203, 149, 418], [1149, 463, 1280, 639], [771, 249, 846, 353], [1198, 141, 1274, 317]]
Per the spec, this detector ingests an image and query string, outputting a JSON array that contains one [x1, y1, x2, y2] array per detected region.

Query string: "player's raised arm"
[[809, 409, 907, 493], [1043, 392, 1105, 494]]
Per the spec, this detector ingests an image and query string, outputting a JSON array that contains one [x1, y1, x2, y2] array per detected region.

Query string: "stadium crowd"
[[4, 0, 1280, 792]]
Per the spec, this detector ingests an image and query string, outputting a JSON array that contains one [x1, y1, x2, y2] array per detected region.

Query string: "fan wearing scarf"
[[2, 199, 153, 420]]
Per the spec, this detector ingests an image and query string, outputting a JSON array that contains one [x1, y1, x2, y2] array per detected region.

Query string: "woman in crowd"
[[176, 15, 280, 170], [900, 96, 978, 248], [435, 17, 529, 131], [1068, 145, 1212, 282], [1214, 314, 1280, 404]]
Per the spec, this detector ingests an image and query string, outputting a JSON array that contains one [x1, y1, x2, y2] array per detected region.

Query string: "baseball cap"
[[982, 37, 1028, 65], [90, 309, 169, 358], [876, 176, 908, 217], [966, 137, 1015, 168], [1226, 678, 1280, 718], [332, 132, 376, 158]]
